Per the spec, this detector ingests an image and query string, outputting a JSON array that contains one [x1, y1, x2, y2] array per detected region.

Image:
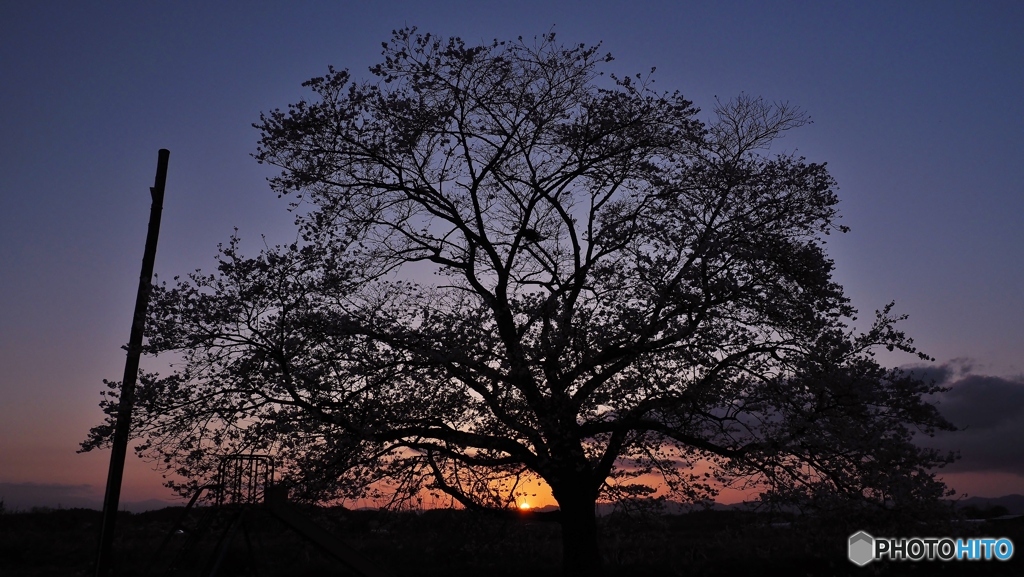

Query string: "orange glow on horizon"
[[518, 501, 531, 509]]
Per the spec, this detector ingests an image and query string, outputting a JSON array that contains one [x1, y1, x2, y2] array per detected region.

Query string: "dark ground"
[[1, 505, 1021, 576]]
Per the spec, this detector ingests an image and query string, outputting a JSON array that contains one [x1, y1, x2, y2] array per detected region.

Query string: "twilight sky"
[[1, 1, 1022, 511]]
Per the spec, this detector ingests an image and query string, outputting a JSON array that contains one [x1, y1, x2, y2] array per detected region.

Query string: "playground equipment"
[[150, 454, 392, 577]]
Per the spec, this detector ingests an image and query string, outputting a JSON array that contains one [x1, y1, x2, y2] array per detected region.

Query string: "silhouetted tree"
[[84, 29, 955, 575]]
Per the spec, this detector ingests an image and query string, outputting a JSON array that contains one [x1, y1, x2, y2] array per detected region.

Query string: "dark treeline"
[[2, 505, 1022, 576]]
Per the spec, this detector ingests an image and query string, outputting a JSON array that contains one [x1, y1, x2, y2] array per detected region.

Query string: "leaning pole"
[[94, 149, 169, 577]]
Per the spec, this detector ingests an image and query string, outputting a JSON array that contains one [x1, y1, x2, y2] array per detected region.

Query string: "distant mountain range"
[[0, 482, 178, 514], [951, 494, 1024, 515], [587, 495, 1024, 516], [592, 499, 759, 516]]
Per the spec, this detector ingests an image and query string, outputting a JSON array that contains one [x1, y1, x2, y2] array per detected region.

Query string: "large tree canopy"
[[84, 30, 955, 573]]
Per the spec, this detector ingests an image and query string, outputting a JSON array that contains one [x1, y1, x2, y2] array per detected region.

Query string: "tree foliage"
[[84, 29, 955, 572]]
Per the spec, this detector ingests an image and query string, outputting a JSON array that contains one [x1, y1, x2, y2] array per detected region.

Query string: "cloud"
[[904, 357, 974, 387], [913, 362, 1024, 477]]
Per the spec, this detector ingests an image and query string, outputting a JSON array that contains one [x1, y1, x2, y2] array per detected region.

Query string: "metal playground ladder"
[[149, 454, 391, 577]]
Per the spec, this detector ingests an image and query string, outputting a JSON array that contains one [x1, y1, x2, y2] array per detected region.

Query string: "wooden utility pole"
[[94, 149, 169, 577]]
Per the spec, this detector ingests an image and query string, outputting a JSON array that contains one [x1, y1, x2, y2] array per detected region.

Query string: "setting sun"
[[518, 502, 531, 510]]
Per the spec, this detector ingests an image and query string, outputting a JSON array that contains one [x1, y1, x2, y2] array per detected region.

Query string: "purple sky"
[[1, 1, 1022, 511]]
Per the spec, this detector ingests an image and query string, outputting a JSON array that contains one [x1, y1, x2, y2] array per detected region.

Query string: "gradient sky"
[[1, 1, 1022, 511]]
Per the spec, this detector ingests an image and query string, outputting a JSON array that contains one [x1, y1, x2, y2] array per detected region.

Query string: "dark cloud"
[[903, 357, 974, 387], [939, 375, 1024, 431], [914, 363, 1024, 476]]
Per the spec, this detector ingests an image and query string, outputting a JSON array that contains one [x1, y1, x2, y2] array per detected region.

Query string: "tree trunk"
[[553, 485, 603, 576]]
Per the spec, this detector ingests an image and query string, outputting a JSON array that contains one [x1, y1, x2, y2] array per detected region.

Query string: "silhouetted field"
[[1, 505, 1022, 576]]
